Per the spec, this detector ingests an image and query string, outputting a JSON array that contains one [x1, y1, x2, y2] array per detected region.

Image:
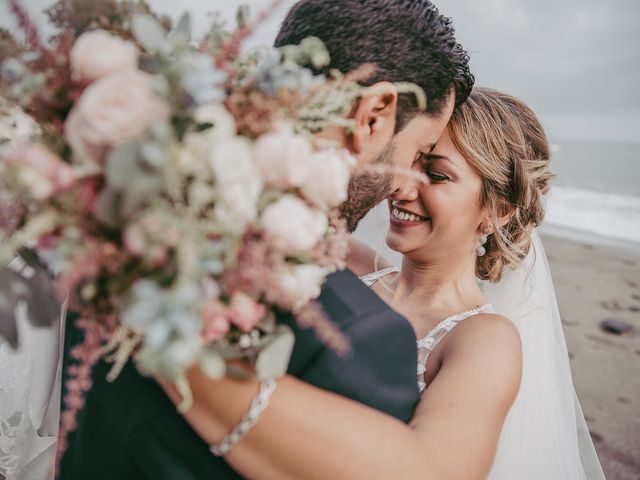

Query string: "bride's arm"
[[160, 314, 521, 480]]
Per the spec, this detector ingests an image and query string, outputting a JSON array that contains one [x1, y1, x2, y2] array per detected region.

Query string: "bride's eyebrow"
[[424, 153, 454, 165]]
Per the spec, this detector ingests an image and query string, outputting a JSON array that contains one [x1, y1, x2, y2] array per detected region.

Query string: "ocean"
[[544, 141, 640, 247], [355, 140, 640, 257]]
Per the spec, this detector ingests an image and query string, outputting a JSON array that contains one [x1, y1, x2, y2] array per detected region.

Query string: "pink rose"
[[228, 292, 266, 333], [3, 143, 75, 200], [65, 70, 169, 163], [70, 30, 139, 84], [202, 302, 231, 342]]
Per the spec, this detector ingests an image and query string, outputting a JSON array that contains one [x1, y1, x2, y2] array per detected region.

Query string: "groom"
[[59, 1, 473, 478]]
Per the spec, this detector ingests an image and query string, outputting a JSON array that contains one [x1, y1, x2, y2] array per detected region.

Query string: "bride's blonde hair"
[[447, 87, 554, 282]]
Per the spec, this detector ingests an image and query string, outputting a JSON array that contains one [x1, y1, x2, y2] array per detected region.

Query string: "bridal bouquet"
[[0, 0, 361, 425]]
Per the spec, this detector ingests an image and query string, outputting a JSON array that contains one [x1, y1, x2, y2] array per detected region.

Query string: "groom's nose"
[[391, 179, 419, 202]]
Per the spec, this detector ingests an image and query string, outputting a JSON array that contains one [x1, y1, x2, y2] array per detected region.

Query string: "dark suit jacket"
[[58, 269, 420, 479]]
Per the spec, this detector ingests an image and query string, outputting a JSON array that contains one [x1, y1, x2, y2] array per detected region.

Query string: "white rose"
[[181, 104, 237, 169], [65, 70, 170, 163], [254, 125, 313, 189], [272, 264, 329, 309], [193, 104, 236, 141], [17, 168, 54, 200], [210, 137, 263, 232], [300, 148, 354, 209], [213, 183, 260, 233], [71, 30, 138, 83], [261, 195, 328, 253]]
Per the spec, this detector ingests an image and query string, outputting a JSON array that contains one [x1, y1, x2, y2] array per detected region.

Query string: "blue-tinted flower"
[[178, 52, 226, 105]]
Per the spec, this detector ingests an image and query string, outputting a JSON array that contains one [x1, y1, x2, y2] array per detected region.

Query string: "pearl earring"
[[476, 234, 488, 257]]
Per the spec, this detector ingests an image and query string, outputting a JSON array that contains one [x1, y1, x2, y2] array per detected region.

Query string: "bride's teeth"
[[392, 208, 427, 222]]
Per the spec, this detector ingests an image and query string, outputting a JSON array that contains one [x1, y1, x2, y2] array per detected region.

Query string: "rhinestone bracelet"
[[210, 378, 277, 457]]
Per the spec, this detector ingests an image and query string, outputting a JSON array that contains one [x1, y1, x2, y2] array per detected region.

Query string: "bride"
[[161, 87, 605, 479]]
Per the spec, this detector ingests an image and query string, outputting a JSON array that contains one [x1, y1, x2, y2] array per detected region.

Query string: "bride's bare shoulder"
[[447, 313, 521, 357], [346, 237, 393, 276], [443, 313, 522, 393]]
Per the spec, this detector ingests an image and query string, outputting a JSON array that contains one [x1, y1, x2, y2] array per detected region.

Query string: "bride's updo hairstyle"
[[447, 87, 554, 282]]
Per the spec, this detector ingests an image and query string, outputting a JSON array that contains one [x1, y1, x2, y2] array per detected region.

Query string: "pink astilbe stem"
[[294, 301, 351, 357], [54, 317, 110, 476], [9, 0, 47, 53], [215, 0, 286, 67]]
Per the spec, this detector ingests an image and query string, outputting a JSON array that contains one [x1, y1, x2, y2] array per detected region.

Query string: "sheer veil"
[[481, 230, 605, 479]]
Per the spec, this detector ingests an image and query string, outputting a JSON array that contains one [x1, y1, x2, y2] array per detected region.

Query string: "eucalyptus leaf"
[[94, 188, 121, 227], [24, 274, 60, 327], [106, 142, 140, 190], [199, 349, 225, 379], [140, 142, 168, 169], [170, 12, 191, 45], [17, 247, 47, 272], [120, 175, 163, 218], [132, 14, 170, 55], [255, 324, 295, 379], [0, 264, 60, 348], [0, 289, 19, 348]]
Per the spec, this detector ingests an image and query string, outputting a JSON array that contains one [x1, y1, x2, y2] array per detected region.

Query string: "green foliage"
[[45, 0, 171, 38]]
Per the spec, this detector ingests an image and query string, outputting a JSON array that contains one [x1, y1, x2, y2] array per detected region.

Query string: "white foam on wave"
[[544, 186, 640, 245]]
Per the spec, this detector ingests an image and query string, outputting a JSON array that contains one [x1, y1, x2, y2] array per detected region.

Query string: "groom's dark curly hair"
[[275, 0, 474, 130]]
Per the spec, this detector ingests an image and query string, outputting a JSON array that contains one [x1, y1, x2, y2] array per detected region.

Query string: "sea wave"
[[544, 186, 640, 245]]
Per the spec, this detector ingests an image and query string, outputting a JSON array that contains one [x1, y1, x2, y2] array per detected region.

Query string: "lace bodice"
[[416, 304, 494, 392], [359, 266, 400, 287], [358, 268, 494, 393]]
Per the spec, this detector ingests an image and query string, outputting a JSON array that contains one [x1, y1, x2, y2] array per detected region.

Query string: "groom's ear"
[[350, 82, 398, 156]]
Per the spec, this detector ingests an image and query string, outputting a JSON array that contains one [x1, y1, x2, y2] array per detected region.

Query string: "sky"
[[3, 0, 639, 143]]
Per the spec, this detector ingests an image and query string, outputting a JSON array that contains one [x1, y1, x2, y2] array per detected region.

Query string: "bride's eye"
[[426, 170, 450, 182]]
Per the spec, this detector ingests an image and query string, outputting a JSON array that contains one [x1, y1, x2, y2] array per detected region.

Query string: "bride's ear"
[[482, 203, 514, 234], [350, 81, 398, 154]]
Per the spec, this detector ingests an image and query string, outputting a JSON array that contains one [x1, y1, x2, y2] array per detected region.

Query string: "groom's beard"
[[339, 141, 395, 233]]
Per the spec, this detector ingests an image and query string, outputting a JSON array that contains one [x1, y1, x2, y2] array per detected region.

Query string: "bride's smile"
[[389, 204, 430, 225]]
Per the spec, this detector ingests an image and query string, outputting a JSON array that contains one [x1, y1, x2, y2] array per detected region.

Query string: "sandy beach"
[[542, 234, 640, 480]]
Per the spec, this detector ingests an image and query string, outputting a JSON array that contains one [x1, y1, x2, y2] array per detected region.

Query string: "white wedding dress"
[[361, 231, 605, 479], [0, 260, 65, 480]]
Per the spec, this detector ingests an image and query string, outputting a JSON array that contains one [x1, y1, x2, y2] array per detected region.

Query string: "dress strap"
[[359, 266, 400, 287], [417, 304, 494, 392]]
